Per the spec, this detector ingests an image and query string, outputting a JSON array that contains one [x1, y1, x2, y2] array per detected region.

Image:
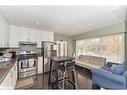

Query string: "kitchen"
[[0, 10, 71, 89]]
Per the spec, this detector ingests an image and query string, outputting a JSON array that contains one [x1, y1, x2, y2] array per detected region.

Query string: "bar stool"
[[58, 61, 77, 89]]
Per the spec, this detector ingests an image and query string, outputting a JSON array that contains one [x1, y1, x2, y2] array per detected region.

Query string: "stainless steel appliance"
[[56, 41, 67, 56], [41, 41, 56, 88], [18, 41, 38, 79], [41, 41, 56, 72]]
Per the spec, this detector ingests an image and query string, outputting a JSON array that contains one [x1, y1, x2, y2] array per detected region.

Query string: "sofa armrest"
[[123, 70, 127, 88], [106, 62, 119, 68], [92, 68, 124, 84], [123, 70, 127, 77]]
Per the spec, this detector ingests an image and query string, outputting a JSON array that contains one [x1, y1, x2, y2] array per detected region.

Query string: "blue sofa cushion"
[[101, 66, 111, 71], [111, 64, 126, 75]]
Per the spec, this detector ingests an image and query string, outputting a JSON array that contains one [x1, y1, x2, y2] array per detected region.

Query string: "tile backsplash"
[[0, 48, 41, 55]]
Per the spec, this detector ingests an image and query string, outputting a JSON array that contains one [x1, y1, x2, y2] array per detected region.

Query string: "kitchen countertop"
[[0, 54, 42, 84], [0, 58, 17, 84]]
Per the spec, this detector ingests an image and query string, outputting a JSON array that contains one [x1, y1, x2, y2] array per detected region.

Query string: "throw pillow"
[[111, 64, 126, 75]]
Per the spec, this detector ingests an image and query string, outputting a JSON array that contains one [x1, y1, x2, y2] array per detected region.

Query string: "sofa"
[[75, 55, 106, 70], [91, 61, 127, 89]]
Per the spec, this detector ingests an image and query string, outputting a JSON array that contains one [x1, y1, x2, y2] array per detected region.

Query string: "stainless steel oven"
[[18, 54, 37, 78], [18, 41, 38, 79]]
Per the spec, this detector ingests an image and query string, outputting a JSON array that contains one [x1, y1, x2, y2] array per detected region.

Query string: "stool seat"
[[58, 61, 77, 89], [58, 61, 75, 71]]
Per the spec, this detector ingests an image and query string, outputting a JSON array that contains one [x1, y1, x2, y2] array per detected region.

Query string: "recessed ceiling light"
[[36, 22, 40, 25], [89, 24, 92, 26], [72, 30, 74, 32]]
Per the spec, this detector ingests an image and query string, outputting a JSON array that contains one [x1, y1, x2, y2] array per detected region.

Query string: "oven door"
[[20, 60, 29, 69], [19, 59, 37, 73]]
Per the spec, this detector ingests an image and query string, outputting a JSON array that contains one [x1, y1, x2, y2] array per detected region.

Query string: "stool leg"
[[73, 69, 77, 89], [48, 59, 53, 88], [67, 71, 69, 88], [71, 69, 77, 89], [62, 71, 66, 89]]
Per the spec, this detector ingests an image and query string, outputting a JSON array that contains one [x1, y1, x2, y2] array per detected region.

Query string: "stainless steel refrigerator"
[[41, 41, 56, 88]]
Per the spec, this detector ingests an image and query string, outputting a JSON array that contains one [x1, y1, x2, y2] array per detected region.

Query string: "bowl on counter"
[[0, 58, 12, 69]]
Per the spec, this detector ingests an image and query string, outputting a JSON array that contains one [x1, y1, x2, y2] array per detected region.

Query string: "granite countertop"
[[0, 54, 42, 84], [0, 58, 17, 84]]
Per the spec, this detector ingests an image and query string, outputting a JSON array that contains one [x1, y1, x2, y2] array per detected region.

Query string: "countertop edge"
[[0, 58, 17, 84]]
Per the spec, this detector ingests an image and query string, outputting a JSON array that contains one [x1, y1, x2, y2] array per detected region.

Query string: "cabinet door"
[[0, 14, 5, 47], [0, 62, 17, 89], [38, 57, 43, 73], [4, 20, 9, 47], [28, 29, 37, 42], [12, 62, 17, 88], [42, 31, 47, 41], [0, 14, 9, 47], [0, 71, 12, 89], [48, 32, 54, 42], [20, 28, 38, 42], [36, 30, 42, 48], [19, 27, 28, 41], [9, 25, 20, 47], [42, 31, 54, 42]]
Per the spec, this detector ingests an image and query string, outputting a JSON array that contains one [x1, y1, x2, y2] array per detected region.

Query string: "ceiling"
[[0, 6, 126, 36]]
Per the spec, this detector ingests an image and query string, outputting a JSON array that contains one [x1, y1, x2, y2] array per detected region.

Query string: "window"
[[76, 34, 124, 63]]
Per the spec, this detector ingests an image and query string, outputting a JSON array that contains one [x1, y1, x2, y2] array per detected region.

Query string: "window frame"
[[76, 33, 125, 63]]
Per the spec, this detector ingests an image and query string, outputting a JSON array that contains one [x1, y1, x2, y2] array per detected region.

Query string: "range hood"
[[19, 41, 37, 45]]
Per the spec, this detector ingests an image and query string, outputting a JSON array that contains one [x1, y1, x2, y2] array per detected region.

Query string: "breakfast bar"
[[48, 56, 76, 89]]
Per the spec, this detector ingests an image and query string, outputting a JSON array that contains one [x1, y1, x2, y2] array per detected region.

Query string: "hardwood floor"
[[16, 67, 92, 90], [29, 68, 92, 89], [76, 70, 92, 89]]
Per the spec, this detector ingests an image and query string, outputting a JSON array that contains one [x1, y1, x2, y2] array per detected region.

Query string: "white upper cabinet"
[[36, 30, 42, 48], [28, 29, 39, 42], [0, 14, 5, 47], [19, 27, 29, 41], [0, 12, 54, 48], [9, 25, 20, 47], [0, 13, 9, 47], [47, 32, 54, 42], [19, 27, 42, 47], [27, 29, 35, 42], [4, 21, 9, 47], [7, 24, 54, 48], [42, 31, 54, 42]]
